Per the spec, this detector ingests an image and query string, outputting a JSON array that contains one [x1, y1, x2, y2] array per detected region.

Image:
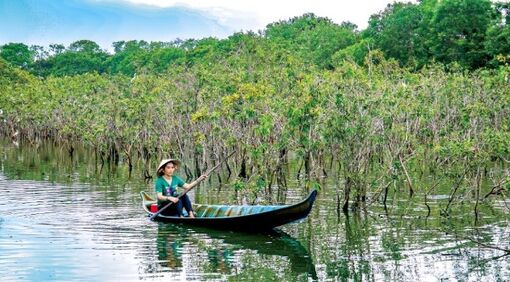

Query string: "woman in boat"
[[155, 158, 207, 218]]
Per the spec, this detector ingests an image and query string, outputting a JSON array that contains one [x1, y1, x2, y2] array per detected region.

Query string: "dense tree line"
[[1, 0, 510, 76], [1, 0, 509, 214]]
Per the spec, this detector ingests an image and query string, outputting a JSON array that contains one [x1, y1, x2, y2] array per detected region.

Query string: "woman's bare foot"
[[189, 211, 195, 218]]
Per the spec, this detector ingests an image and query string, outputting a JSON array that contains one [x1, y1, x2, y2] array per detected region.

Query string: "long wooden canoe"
[[141, 190, 317, 231]]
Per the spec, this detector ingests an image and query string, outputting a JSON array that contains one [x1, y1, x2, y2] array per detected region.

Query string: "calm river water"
[[1, 139, 509, 281]]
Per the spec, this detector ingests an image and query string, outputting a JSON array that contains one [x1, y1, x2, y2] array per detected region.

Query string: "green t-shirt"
[[155, 175, 185, 204]]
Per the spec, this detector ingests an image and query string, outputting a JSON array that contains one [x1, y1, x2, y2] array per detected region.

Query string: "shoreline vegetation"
[[1, 1, 510, 216]]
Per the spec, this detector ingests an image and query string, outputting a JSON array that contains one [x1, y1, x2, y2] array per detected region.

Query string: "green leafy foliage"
[[429, 0, 494, 69], [0, 43, 34, 69], [265, 13, 358, 69]]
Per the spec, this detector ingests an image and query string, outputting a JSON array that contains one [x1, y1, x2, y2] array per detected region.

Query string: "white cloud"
[[100, 0, 416, 31]]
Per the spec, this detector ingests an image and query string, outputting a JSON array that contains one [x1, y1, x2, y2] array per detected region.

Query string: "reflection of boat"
[[141, 190, 317, 231], [157, 223, 317, 280]]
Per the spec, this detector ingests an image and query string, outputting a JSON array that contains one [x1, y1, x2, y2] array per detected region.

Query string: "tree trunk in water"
[[69, 145, 74, 158], [342, 177, 351, 214], [474, 167, 482, 222], [239, 157, 247, 179], [194, 152, 201, 179]]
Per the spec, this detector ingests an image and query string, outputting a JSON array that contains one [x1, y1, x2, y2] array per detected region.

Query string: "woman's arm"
[[183, 174, 208, 190], [157, 192, 179, 203]]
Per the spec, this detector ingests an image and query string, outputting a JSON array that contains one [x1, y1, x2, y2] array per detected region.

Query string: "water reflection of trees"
[[153, 223, 317, 280], [309, 205, 510, 281]]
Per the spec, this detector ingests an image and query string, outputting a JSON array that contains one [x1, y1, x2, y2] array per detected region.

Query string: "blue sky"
[[0, 0, 410, 51]]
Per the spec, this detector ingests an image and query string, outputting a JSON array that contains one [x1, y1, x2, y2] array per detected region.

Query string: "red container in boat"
[[150, 203, 158, 213]]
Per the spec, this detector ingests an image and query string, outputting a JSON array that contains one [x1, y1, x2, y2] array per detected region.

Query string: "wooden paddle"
[[149, 151, 236, 220]]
